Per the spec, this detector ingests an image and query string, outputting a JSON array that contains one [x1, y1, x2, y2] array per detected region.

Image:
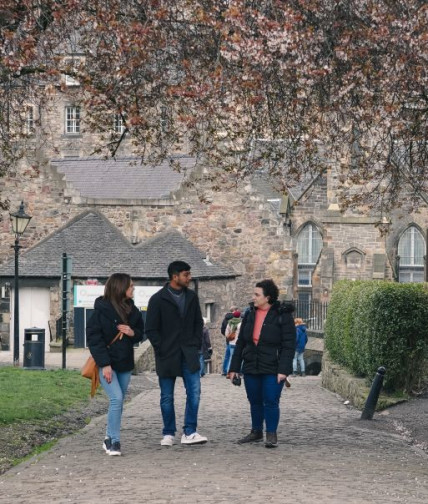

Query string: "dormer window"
[[63, 58, 81, 86]]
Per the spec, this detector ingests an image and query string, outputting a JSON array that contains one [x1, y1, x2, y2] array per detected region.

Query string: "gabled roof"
[[0, 211, 236, 280], [133, 231, 235, 279], [51, 156, 196, 200]]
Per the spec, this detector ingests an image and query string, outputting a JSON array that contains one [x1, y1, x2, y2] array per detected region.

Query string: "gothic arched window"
[[398, 226, 425, 283]]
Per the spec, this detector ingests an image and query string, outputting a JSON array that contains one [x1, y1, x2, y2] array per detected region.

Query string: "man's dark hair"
[[167, 261, 191, 279], [255, 279, 279, 304]]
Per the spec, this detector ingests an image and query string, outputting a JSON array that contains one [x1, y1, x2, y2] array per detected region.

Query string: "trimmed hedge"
[[325, 280, 428, 392]]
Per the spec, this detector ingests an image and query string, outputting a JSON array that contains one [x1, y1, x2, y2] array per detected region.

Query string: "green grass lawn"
[[0, 367, 91, 424]]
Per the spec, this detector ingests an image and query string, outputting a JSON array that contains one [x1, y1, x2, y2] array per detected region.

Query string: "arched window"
[[297, 223, 323, 286], [398, 226, 425, 283]]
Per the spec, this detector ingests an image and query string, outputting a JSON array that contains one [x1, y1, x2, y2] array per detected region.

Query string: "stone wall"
[[0, 160, 294, 305], [321, 351, 405, 410], [0, 296, 10, 350]]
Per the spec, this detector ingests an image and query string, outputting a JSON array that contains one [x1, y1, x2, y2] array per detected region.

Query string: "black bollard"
[[361, 366, 386, 420]]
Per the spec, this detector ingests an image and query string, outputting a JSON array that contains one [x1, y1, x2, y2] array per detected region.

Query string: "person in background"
[[293, 318, 308, 377], [145, 261, 208, 446], [200, 317, 212, 377], [220, 305, 237, 375], [86, 273, 145, 457], [225, 310, 241, 377], [229, 279, 296, 448]]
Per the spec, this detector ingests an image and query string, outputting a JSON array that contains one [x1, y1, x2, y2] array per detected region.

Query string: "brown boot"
[[237, 429, 263, 444], [265, 432, 278, 448]]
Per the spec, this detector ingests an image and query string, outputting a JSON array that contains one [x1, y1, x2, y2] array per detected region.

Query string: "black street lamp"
[[10, 201, 32, 366]]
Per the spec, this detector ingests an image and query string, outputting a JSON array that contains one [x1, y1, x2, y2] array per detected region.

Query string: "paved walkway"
[[0, 348, 90, 370], [1, 369, 427, 504]]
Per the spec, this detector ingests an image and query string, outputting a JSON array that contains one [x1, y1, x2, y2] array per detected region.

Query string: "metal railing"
[[293, 300, 328, 332]]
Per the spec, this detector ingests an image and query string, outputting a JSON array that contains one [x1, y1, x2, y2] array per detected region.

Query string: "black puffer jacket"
[[86, 296, 145, 372], [229, 301, 296, 376]]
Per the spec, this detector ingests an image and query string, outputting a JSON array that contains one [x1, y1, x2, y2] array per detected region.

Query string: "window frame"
[[398, 226, 425, 283], [113, 113, 125, 134], [65, 106, 81, 134], [25, 105, 35, 134], [296, 223, 323, 287]]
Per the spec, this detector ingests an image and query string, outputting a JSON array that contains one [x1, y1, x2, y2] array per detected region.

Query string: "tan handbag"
[[82, 332, 123, 397]]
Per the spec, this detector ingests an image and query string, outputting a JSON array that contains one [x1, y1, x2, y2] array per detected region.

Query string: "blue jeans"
[[227, 345, 236, 372], [159, 359, 201, 436], [99, 369, 132, 444], [293, 351, 305, 374], [222, 343, 230, 374], [243, 374, 284, 433]]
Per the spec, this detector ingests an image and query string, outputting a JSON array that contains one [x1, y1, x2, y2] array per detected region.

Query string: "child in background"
[[293, 318, 308, 377]]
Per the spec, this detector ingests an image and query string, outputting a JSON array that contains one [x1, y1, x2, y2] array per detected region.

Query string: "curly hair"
[[255, 279, 279, 304]]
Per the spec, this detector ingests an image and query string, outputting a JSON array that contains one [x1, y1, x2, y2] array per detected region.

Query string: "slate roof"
[[0, 211, 236, 280], [51, 156, 196, 200], [132, 231, 235, 279], [251, 171, 321, 204]]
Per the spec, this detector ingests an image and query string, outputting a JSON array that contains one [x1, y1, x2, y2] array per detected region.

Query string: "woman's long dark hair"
[[104, 273, 132, 323]]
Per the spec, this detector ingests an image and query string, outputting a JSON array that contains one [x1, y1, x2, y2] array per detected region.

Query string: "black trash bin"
[[23, 328, 45, 370]]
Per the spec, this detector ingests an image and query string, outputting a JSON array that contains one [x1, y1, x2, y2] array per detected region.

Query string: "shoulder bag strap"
[[107, 331, 123, 347]]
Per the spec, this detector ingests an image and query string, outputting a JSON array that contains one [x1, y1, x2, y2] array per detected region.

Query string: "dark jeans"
[[158, 359, 201, 436], [243, 374, 284, 433], [199, 353, 206, 377]]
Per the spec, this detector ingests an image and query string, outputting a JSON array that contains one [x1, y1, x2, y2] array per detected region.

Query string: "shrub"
[[325, 280, 428, 392]]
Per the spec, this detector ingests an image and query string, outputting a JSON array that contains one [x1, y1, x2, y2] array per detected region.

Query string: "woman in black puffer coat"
[[229, 279, 296, 448], [86, 273, 144, 456]]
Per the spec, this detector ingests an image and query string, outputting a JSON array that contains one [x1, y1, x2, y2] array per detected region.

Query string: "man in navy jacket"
[[145, 261, 208, 446]]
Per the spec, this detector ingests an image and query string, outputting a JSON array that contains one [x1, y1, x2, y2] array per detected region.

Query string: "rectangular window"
[[205, 302, 214, 323], [298, 266, 312, 287], [160, 105, 169, 132], [65, 106, 81, 134], [26, 106, 34, 134], [399, 267, 424, 283], [114, 114, 125, 134]]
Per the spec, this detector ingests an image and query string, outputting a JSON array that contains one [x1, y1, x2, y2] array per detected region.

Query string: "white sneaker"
[[160, 435, 175, 447], [181, 432, 208, 445]]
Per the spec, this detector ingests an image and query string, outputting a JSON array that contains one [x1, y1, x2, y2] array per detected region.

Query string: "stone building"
[[1, 66, 427, 370], [0, 210, 236, 371]]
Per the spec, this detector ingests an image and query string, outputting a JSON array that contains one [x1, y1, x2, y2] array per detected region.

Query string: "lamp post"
[[10, 201, 32, 366]]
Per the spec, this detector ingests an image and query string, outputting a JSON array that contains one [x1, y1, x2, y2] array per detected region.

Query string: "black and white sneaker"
[[102, 436, 112, 454], [108, 441, 121, 456]]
